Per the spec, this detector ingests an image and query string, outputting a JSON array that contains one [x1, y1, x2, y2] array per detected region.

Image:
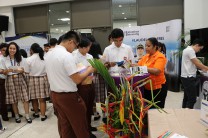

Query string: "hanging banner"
[[5, 33, 48, 55], [121, 19, 182, 91]]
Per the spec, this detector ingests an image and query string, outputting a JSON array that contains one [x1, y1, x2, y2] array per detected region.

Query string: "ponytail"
[[30, 43, 44, 60]]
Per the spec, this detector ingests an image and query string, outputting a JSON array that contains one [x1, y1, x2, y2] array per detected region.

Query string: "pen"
[[162, 131, 172, 138], [157, 130, 168, 138]]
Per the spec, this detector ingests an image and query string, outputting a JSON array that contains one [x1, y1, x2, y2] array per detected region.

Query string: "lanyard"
[[10, 56, 16, 66]]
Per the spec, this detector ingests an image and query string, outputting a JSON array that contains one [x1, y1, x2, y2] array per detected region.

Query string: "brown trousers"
[[51, 91, 90, 138], [0, 79, 7, 117], [77, 84, 95, 131]]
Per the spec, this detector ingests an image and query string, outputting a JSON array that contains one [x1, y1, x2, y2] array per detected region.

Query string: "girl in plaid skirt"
[[25, 43, 50, 121], [1, 42, 32, 123]]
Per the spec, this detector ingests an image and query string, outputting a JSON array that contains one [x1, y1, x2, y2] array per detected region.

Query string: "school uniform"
[[1, 56, 29, 104], [45, 45, 90, 138], [0, 55, 8, 118], [25, 53, 50, 99], [73, 50, 95, 131]]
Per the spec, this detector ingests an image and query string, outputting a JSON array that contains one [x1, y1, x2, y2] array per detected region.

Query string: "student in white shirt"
[[26, 43, 50, 121], [73, 38, 97, 136], [103, 28, 134, 73], [45, 31, 94, 138], [2, 42, 32, 123], [181, 39, 208, 109]]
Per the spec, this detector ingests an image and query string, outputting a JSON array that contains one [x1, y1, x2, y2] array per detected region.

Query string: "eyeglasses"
[[71, 40, 79, 46]]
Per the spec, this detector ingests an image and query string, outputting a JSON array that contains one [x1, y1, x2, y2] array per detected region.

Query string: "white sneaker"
[[0, 127, 7, 134]]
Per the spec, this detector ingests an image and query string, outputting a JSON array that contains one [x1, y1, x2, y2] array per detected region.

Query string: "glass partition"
[[48, 2, 71, 39], [112, 0, 137, 28]]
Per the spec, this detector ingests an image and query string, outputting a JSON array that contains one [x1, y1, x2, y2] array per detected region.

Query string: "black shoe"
[[90, 127, 97, 131], [33, 113, 40, 118], [26, 118, 32, 123], [19, 114, 23, 118], [102, 117, 107, 124], [90, 133, 97, 138], [31, 108, 40, 112], [2, 116, 9, 121], [41, 115, 47, 121], [94, 115, 101, 121], [15, 118, 21, 123]]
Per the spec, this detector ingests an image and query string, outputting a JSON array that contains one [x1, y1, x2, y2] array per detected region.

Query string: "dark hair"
[[86, 35, 95, 43], [111, 28, 124, 39], [61, 31, 80, 44], [78, 38, 91, 48], [5, 42, 22, 63], [158, 42, 166, 55], [0, 43, 8, 49], [147, 37, 159, 50], [192, 39, 204, 46], [30, 43, 44, 60], [19, 49, 28, 58], [49, 38, 58, 46], [44, 43, 50, 47], [108, 34, 112, 42]]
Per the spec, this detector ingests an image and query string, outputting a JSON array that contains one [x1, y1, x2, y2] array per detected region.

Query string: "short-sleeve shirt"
[[25, 53, 46, 76], [138, 51, 167, 90], [45, 45, 78, 92], [181, 46, 197, 77], [73, 50, 93, 66], [0, 55, 6, 79], [103, 42, 134, 72]]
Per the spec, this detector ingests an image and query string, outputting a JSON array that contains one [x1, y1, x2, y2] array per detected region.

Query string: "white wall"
[[184, 0, 208, 39]]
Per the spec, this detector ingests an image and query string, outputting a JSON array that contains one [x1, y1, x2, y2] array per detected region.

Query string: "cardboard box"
[[148, 109, 208, 138]]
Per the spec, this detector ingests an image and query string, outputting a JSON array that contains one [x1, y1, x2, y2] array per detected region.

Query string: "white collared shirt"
[[45, 45, 78, 92], [181, 46, 197, 77], [1, 56, 26, 76], [103, 42, 134, 72], [25, 53, 46, 76], [0, 55, 6, 79], [73, 50, 93, 66]]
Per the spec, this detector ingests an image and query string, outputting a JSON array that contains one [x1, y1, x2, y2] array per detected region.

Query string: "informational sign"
[[121, 19, 182, 91]]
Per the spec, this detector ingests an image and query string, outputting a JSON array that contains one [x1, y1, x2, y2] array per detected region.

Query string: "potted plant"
[[88, 59, 165, 138]]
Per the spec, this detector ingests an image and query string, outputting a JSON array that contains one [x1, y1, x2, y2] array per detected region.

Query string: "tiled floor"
[[0, 91, 184, 138]]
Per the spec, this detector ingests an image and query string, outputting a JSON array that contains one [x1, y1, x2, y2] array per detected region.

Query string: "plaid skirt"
[[5, 74, 29, 104], [28, 75, 50, 99], [93, 73, 106, 103]]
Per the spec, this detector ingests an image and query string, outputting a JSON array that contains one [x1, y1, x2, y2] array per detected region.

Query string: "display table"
[[148, 109, 208, 138], [111, 73, 149, 86]]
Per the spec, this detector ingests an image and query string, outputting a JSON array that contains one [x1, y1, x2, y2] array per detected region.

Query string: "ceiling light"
[[122, 13, 125, 14], [58, 18, 70, 21], [128, 24, 131, 26], [56, 29, 59, 31], [119, 5, 122, 7], [61, 30, 63, 32], [49, 10, 51, 12], [51, 24, 54, 26], [124, 17, 127, 20], [66, 11, 70, 13]]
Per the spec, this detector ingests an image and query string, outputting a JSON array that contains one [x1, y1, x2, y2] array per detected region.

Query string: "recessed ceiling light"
[[49, 10, 51, 12], [51, 24, 54, 26], [128, 24, 131, 26], [124, 17, 127, 20], [66, 11, 70, 13], [58, 18, 70, 21], [122, 13, 125, 14], [119, 5, 122, 7], [56, 29, 59, 31]]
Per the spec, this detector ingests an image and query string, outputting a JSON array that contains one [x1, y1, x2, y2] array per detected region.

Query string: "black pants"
[[144, 83, 168, 108], [181, 77, 199, 109], [0, 79, 8, 118]]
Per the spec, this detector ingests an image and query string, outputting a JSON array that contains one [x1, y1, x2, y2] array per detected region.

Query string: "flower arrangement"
[[88, 59, 165, 138]]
